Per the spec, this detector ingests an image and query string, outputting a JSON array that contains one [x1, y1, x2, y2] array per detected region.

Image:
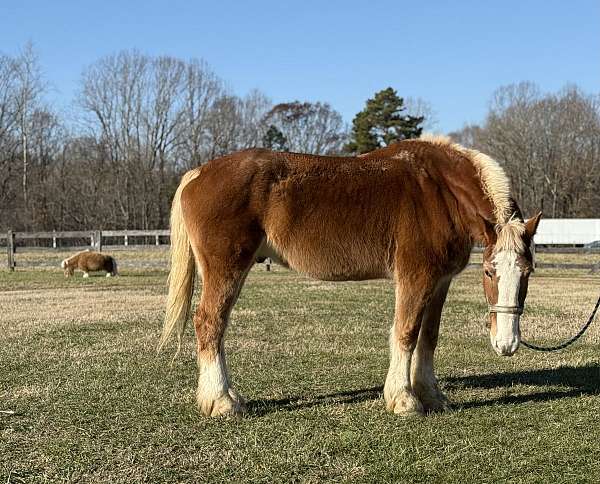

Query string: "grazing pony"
[[61, 250, 118, 278], [159, 135, 541, 417]]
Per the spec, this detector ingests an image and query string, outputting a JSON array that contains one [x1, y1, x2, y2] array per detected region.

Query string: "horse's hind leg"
[[411, 277, 451, 413], [192, 239, 259, 417]]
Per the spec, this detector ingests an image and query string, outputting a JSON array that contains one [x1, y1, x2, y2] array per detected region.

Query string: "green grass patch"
[[1, 259, 600, 483]]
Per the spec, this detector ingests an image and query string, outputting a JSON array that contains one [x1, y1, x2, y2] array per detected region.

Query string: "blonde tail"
[[158, 168, 202, 355]]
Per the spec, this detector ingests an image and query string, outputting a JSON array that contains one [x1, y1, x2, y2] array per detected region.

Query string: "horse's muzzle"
[[493, 339, 520, 356]]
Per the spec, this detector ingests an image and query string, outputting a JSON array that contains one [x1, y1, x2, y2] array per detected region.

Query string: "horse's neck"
[[442, 169, 499, 247]]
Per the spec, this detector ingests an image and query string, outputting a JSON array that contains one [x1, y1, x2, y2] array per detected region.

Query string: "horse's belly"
[[261, 182, 394, 280], [260, 233, 391, 281]]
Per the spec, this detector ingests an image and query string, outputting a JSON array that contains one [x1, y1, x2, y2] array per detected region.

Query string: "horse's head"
[[61, 259, 74, 277], [482, 212, 542, 356]]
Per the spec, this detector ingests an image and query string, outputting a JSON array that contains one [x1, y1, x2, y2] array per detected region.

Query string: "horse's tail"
[[158, 167, 202, 355]]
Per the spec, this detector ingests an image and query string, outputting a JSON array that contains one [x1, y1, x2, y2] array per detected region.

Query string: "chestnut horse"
[[159, 135, 541, 417], [61, 250, 118, 278]]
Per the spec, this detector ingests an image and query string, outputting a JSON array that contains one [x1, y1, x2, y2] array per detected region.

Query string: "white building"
[[535, 219, 600, 246]]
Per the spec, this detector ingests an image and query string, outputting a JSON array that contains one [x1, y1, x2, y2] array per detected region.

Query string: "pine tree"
[[262, 124, 288, 151], [345, 87, 424, 154]]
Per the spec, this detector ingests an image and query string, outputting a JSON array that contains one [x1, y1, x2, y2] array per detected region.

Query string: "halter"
[[488, 304, 524, 315]]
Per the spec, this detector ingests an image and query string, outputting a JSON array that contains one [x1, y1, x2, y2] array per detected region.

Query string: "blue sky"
[[1, 0, 598, 133]]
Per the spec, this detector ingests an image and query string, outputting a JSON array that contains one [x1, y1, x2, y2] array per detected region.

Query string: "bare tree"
[[78, 50, 148, 227], [447, 124, 483, 147], [77, 50, 243, 228], [0, 54, 21, 215], [14, 43, 45, 208], [26, 107, 66, 228], [177, 59, 224, 170], [452, 82, 600, 218], [2, 47, 351, 231], [204, 90, 272, 159], [0, 45, 46, 230], [404, 97, 438, 132], [262, 101, 347, 154], [236, 89, 272, 149]]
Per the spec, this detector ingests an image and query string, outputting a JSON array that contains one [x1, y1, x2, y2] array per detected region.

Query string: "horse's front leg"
[[411, 277, 452, 413], [384, 275, 435, 416]]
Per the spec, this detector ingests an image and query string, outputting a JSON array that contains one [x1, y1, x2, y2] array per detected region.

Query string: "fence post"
[[7, 230, 15, 271], [155, 234, 159, 246], [124, 234, 128, 247], [95, 230, 102, 252], [265, 257, 272, 272]]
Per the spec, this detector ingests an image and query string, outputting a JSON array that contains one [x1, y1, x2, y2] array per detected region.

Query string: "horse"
[[158, 135, 541, 417], [61, 250, 118, 278]]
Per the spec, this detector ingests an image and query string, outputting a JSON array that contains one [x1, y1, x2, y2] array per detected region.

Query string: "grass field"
[[1, 251, 600, 483]]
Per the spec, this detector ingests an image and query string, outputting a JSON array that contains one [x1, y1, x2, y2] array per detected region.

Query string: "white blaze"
[[492, 250, 521, 355]]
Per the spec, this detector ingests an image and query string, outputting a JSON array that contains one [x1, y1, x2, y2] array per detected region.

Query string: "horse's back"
[[68, 251, 113, 272], [182, 146, 469, 280]]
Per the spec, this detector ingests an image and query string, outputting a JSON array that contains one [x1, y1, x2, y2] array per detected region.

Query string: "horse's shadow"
[[246, 364, 600, 416], [247, 385, 383, 416], [443, 363, 600, 410]]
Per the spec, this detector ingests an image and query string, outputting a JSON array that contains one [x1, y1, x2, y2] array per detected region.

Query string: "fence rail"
[[2, 229, 171, 271], [2, 229, 599, 272], [0, 229, 170, 240]]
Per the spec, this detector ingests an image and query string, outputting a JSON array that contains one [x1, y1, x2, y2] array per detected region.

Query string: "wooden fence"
[[1, 229, 170, 271]]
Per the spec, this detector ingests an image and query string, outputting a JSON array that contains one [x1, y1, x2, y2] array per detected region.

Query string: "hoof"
[[384, 389, 425, 416], [419, 394, 451, 414], [198, 392, 246, 417], [228, 388, 246, 412], [413, 382, 451, 414]]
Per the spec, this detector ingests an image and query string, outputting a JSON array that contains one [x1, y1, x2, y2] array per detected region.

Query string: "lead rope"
[[521, 291, 600, 352]]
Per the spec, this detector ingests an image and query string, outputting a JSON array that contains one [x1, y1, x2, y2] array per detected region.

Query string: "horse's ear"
[[525, 211, 542, 240]]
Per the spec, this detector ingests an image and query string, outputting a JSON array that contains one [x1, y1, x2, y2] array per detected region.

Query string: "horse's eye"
[[484, 269, 493, 279]]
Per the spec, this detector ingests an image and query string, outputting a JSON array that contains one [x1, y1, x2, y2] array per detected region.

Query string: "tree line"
[[0, 46, 428, 231], [450, 82, 600, 218], [0, 45, 597, 232]]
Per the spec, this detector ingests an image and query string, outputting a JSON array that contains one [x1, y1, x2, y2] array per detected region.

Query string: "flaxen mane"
[[419, 134, 526, 253]]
